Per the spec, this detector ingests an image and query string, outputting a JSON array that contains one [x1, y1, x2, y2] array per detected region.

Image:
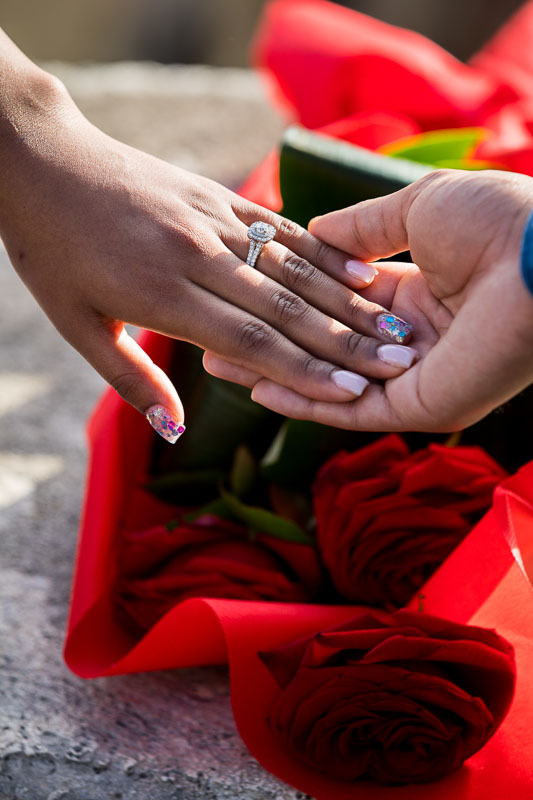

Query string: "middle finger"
[[198, 248, 418, 380], [228, 215, 415, 348]]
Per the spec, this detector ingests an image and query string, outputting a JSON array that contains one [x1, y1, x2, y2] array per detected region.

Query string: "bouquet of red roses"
[[65, 2, 533, 796], [65, 330, 533, 795]]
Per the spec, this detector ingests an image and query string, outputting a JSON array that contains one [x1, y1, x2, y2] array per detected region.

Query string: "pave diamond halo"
[[246, 221, 277, 266]]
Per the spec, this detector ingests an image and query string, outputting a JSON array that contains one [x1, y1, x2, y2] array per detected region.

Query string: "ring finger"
[[230, 212, 415, 346]]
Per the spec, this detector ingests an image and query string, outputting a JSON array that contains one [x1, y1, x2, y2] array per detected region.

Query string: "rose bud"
[[116, 515, 323, 635], [313, 435, 506, 607]]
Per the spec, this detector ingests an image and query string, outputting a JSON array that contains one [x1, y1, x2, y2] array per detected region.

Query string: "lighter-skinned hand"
[[204, 169, 533, 432]]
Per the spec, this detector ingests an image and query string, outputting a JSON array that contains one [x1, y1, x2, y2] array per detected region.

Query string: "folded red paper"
[[241, 0, 533, 214]]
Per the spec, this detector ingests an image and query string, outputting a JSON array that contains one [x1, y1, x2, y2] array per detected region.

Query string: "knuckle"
[[425, 168, 449, 183], [278, 218, 302, 238], [299, 353, 325, 379], [342, 291, 364, 321], [282, 254, 315, 292], [236, 320, 273, 356], [166, 216, 213, 260], [109, 371, 145, 404], [342, 330, 366, 359], [312, 237, 332, 267], [350, 213, 372, 260], [409, 169, 450, 202], [271, 289, 308, 325], [166, 222, 199, 253]]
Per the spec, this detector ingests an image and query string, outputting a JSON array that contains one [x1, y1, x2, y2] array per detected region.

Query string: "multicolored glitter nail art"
[[146, 405, 185, 444], [376, 313, 413, 344]]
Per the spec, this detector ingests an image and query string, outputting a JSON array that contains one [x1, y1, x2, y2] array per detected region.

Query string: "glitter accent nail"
[[146, 404, 185, 444], [376, 313, 413, 344]]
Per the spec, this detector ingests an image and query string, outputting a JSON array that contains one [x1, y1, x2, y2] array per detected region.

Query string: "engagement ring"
[[246, 221, 276, 267]]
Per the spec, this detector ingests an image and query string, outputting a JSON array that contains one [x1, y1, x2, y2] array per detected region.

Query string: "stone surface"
[[0, 63, 303, 800]]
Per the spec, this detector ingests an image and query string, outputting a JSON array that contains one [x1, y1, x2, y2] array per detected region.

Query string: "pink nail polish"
[[146, 405, 185, 444], [345, 259, 378, 284], [331, 370, 369, 397], [377, 344, 418, 368], [376, 313, 413, 344]]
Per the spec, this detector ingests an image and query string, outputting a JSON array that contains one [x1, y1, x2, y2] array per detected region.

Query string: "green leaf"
[[184, 498, 234, 523], [146, 468, 226, 506], [444, 431, 463, 448], [261, 422, 288, 470], [279, 126, 431, 228], [147, 468, 225, 492], [230, 445, 257, 498], [261, 417, 375, 491], [268, 483, 313, 528], [152, 340, 283, 476], [219, 487, 314, 545], [147, 340, 283, 506], [381, 128, 485, 166], [432, 158, 499, 170]]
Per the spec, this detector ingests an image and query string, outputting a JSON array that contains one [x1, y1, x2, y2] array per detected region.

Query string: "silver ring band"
[[246, 221, 276, 267]]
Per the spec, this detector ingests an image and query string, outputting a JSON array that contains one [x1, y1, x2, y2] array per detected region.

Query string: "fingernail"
[[331, 370, 369, 397], [146, 405, 185, 444], [376, 313, 413, 344], [345, 259, 378, 284], [377, 344, 418, 368]]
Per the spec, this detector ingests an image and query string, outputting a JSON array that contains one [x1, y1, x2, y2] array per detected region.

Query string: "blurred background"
[[1, 0, 524, 65]]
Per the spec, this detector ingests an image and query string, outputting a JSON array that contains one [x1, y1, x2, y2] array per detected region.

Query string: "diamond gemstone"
[[248, 221, 276, 243]]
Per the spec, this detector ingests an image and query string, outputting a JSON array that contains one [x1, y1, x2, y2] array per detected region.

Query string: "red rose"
[[260, 609, 515, 785], [314, 435, 506, 607], [116, 515, 322, 634]]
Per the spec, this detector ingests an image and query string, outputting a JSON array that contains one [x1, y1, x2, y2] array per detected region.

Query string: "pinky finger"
[[203, 353, 406, 432], [202, 351, 262, 389], [250, 379, 403, 431]]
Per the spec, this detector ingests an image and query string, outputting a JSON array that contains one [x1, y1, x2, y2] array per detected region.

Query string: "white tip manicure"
[[345, 259, 378, 284], [377, 344, 418, 369], [331, 370, 369, 397]]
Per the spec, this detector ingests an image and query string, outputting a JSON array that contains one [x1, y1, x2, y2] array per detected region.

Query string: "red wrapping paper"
[[65, 330, 533, 797], [242, 0, 533, 211], [252, 0, 516, 131]]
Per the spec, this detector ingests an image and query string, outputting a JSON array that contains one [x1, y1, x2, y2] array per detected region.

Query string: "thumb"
[[79, 321, 185, 444], [308, 183, 414, 262]]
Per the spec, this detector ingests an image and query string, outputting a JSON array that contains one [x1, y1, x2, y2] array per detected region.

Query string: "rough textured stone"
[[0, 64, 302, 800]]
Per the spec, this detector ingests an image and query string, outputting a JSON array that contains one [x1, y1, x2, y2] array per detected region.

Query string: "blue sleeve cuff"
[[520, 210, 533, 297]]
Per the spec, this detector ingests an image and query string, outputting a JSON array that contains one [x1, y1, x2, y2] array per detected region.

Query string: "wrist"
[[0, 66, 72, 152], [492, 247, 533, 389], [0, 65, 81, 246]]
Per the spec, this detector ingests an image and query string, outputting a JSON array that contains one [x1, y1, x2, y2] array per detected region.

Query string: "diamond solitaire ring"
[[246, 221, 276, 267]]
